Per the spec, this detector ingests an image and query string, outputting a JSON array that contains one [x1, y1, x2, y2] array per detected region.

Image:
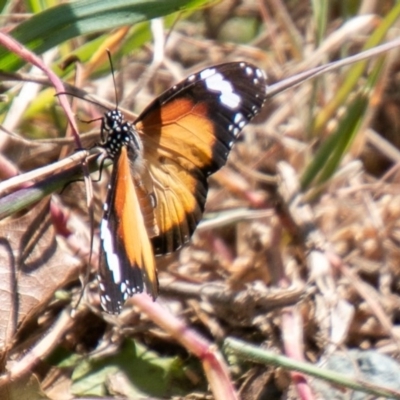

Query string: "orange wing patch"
[[138, 99, 218, 168], [136, 99, 215, 255], [114, 147, 158, 298]]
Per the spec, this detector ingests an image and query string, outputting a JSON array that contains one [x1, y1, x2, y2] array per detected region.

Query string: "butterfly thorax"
[[102, 109, 143, 167]]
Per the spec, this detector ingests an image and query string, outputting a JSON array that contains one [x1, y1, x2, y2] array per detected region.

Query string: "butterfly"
[[97, 62, 267, 314]]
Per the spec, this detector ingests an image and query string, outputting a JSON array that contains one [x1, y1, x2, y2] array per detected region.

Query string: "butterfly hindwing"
[[135, 62, 267, 255]]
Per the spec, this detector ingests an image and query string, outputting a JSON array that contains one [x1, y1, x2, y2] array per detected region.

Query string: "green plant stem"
[[223, 337, 400, 399]]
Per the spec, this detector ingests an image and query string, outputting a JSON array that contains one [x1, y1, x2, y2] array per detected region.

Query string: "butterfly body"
[[97, 62, 267, 314]]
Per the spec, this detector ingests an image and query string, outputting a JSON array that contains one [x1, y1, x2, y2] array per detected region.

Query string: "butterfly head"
[[103, 109, 124, 131], [101, 109, 143, 162]]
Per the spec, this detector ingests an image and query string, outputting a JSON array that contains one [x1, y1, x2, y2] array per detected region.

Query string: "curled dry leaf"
[[0, 198, 82, 349]]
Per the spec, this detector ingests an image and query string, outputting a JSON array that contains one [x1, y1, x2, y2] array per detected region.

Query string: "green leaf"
[[0, 0, 209, 71], [70, 339, 191, 397]]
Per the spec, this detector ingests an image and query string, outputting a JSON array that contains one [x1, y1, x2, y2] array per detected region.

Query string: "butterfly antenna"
[[106, 49, 119, 109]]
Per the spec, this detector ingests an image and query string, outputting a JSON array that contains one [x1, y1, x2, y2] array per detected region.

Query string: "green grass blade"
[[0, 0, 209, 71], [312, 2, 400, 136], [301, 56, 385, 189]]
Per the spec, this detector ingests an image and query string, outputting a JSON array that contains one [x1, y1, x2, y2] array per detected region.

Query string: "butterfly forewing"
[[135, 62, 267, 255], [98, 62, 267, 313]]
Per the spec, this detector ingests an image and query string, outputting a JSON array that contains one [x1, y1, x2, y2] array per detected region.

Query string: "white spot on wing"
[[202, 71, 241, 109], [200, 68, 216, 79], [234, 113, 245, 124]]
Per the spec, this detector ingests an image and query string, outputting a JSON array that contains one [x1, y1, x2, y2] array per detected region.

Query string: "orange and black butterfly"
[[97, 62, 267, 314]]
